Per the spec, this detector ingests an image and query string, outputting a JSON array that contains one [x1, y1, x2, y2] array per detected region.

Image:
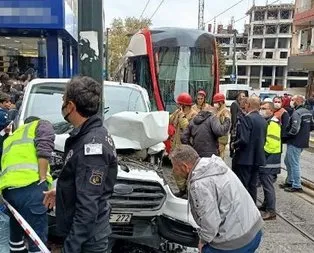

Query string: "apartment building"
[[289, 0, 314, 96], [215, 3, 308, 89]]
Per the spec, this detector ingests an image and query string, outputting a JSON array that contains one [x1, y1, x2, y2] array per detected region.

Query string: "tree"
[[108, 17, 152, 77], [217, 43, 226, 78]]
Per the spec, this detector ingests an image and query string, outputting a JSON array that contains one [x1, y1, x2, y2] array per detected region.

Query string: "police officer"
[[1, 116, 55, 253], [43, 76, 118, 253]]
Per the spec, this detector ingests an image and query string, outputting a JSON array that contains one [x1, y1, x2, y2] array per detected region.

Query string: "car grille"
[[111, 224, 134, 236], [109, 179, 166, 211]]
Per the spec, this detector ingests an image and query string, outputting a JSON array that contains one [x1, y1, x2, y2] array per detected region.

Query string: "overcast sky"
[[104, 0, 295, 32]]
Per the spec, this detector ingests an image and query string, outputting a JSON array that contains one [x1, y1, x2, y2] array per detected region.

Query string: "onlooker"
[[0, 116, 55, 253], [273, 96, 289, 140], [259, 102, 282, 220], [233, 97, 267, 203], [181, 106, 230, 158], [192, 90, 211, 113], [0, 92, 12, 165], [230, 92, 246, 135], [23, 63, 36, 81], [212, 93, 231, 159], [280, 95, 314, 192], [169, 145, 263, 253]]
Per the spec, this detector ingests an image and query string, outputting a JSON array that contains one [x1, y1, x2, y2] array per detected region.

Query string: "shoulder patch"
[[89, 170, 104, 186]]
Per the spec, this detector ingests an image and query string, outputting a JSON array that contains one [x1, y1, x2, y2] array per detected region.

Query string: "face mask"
[[259, 110, 267, 118], [290, 101, 295, 108], [61, 102, 72, 122], [274, 102, 282, 109], [213, 103, 220, 109]]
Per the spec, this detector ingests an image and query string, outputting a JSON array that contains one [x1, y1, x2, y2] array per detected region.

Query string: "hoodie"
[[188, 156, 263, 250], [181, 111, 230, 157]]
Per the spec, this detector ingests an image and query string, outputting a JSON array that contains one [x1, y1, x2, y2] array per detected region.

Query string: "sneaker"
[[261, 211, 276, 220], [257, 205, 266, 211], [284, 187, 303, 193], [279, 183, 292, 189]]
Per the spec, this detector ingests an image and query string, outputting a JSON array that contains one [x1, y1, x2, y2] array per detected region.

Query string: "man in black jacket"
[[280, 95, 314, 192], [233, 97, 267, 203], [43, 76, 118, 253]]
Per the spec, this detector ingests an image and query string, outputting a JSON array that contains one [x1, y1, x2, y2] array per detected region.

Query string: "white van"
[[219, 84, 252, 107]]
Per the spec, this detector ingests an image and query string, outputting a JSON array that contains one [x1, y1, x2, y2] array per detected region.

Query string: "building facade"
[[216, 4, 308, 89], [0, 0, 78, 78], [289, 0, 314, 96]]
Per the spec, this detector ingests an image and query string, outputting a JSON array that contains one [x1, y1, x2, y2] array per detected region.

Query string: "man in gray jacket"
[[170, 145, 263, 253], [181, 110, 230, 157]]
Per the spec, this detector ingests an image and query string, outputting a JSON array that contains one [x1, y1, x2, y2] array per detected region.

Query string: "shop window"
[[262, 79, 272, 88], [238, 66, 246, 76], [263, 66, 272, 77], [276, 66, 284, 76], [251, 66, 260, 76]]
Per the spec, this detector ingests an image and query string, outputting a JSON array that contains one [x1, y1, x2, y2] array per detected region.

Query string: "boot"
[[261, 211, 276, 220]]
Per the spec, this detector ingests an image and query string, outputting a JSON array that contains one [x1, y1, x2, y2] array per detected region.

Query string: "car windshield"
[[23, 82, 148, 133]]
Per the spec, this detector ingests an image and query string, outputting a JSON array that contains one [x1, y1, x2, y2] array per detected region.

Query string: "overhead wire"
[[204, 0, 246, 24], [149, 0, 165, 20], [139, 0, 151, 19]]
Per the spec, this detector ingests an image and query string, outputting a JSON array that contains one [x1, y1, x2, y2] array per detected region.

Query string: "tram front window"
[[155, 46, 213, 112]]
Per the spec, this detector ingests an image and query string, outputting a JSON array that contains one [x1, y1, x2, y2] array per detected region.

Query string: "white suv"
[[16, 79, 198, 249]]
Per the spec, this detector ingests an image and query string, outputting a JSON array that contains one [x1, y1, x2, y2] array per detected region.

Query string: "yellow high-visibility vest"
[[0, 120, 52, 191], [264, 117, 281, 154]]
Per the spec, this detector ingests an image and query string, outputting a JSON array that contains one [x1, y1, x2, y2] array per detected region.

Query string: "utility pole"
[[78, 0, 104, 114], [105, 28, 110, 81], [231, 29, 237, 84], [198, 0, 205, 30]]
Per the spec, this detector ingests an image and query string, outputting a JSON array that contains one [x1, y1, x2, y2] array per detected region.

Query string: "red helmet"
[[197, 90, 207, 97], [176, 92, 193, 106], [213, 93, 225, 103]]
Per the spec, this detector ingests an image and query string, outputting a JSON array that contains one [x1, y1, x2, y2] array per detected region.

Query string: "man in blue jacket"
[[280, 95, 314, 192]]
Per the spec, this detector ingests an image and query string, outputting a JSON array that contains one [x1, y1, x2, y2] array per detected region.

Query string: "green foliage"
[[108, 17, 152, 76]]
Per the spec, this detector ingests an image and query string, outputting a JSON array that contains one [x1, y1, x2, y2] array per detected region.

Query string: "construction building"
[[214, 3, 308, 89], [289, 0, 314, 97]]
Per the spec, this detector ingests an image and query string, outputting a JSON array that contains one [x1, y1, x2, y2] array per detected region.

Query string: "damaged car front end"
[[17, 79, 199, 250]]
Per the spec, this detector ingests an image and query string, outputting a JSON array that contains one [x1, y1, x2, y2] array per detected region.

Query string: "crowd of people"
[[169, 89, 314, 252]]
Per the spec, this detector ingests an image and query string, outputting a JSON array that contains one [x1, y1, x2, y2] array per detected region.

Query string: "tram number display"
[[109, 213, 132, 224]]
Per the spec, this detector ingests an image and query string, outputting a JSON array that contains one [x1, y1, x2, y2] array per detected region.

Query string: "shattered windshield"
[[24, 82, 148, 134]]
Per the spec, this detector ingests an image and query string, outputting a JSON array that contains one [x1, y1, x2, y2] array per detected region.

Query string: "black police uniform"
[[56, 115, 118, 253]]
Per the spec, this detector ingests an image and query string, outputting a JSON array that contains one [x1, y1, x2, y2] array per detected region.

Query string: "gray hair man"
[[170, 145, 263, 253]]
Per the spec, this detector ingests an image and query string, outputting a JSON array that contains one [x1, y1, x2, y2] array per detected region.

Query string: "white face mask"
[[274, 102, 282, 109], [290, 101, 295, 108], [213, 103, 220, 109], [259, 110, 267, 118]]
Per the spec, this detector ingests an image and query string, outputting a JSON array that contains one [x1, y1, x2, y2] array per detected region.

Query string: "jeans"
[[234, 165, 259, 203], [3, 181, 48, 253], [202, 230, 262, 253], [259, 173, 277, 211], [284, 144, 303, 188]]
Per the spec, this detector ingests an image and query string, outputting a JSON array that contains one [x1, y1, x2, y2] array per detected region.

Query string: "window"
[[263, 66, 273, 77], [238, 66, 246, 75], [254, 11, 265, 21], [276, 67, 284, 76], [226, 90, 249, 100], [279, 24, 290, 34], [253, 52, 261, 58], [280, 10, 290, 19], [266, 25, 277, 34], [262, 79, 272, 88], [266, 52, 273, 59], [278, 38, 288, 48], [267, 10, 278, 20], [251, 66, 260, 76], [252, 39, 263, 49], [280, 52, 288, 58], [253, 25, 264, 35], [265, 38, 276, 49]]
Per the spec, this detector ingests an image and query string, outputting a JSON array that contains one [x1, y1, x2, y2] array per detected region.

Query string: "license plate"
[[109, 213, 132, 224]]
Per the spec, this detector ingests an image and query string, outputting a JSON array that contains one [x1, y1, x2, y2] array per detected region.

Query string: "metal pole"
[[105, 28, 110, 80], [78, 0, 104, 114], [232, 29, 237, 84]]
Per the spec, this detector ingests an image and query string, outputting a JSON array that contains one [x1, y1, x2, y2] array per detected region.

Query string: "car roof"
[[28, 79, 147, 93]]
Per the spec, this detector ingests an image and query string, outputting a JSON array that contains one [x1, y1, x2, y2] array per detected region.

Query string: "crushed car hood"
[[104, 111, 169, 150], [54, 111, 169, 151]]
